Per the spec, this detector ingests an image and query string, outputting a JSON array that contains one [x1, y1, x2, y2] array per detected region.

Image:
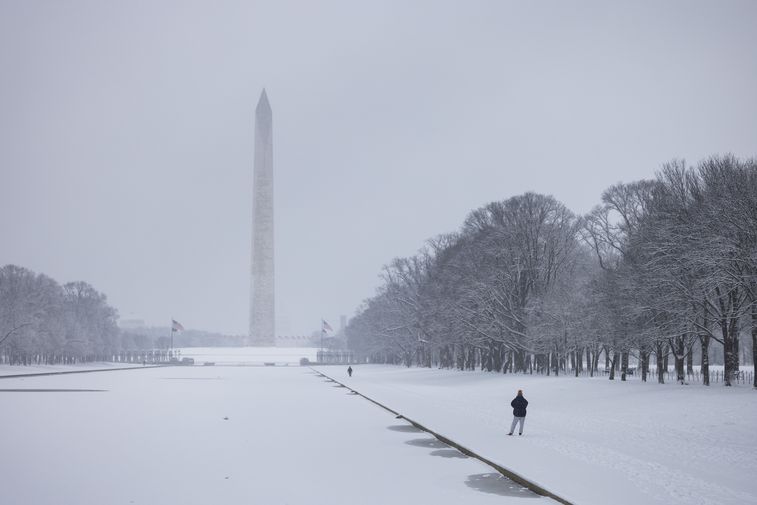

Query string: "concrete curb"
[[0, 365, 172, 379], [311, 367, 575, 505]]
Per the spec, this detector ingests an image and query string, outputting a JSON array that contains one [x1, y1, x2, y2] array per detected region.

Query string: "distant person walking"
[[508, 389, 528, 436], [347, 366, 353, 377]]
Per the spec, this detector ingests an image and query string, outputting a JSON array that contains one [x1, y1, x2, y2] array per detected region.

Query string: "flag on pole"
[[321, 319, 333, 333], [171, 319, 185, 332]]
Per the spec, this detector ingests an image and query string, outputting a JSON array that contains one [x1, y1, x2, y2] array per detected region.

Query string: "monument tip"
[[256, 89, 271, 114]]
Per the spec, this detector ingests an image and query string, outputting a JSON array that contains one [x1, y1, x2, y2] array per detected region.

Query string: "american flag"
[[321, 319, 333, 333], [171, 319, 185, 332]]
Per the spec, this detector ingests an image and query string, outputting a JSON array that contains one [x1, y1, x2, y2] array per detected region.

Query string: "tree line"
[[0, 265, 120, 365], [345, 155, 757, 387], [0, 264, 243, 365]]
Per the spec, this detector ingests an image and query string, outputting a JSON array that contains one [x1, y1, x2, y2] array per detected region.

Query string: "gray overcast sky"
[[1, 0, 756, 336]]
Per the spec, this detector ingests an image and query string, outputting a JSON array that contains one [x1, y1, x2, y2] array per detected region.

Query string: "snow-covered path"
[[0, 365, 551, 505], [316, 365, 757, 505]]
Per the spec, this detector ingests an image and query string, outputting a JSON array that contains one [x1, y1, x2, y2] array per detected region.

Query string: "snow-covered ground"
[[3, 347, 753, 505], [314, 365, 757, 505], [0, 361, 142, 377], [0, 364, 550, 505]]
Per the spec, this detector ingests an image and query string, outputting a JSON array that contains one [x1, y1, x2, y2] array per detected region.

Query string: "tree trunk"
[[752, 302, 757, 388], [514, 349, 524, 373], [570, 350, 575, 374], [640, 348, 648, 382], [553, 347, 559, 376], [721, 289, 742, 387], [722, 316, 733, 386], [700, 334, 710, 386], [663, 351, 669, 377], [752, 301, 757, 388], [686, 340, 694, 376], [609, 352, 618, 380], [586, 348, 592, 377], [620, 351, 629, 381], [729, 315, 740, 383], [673, 336, 685, 384], [655, 341, 665, 384], [574, 349, 580, 377], [494, 343, 503, 372]]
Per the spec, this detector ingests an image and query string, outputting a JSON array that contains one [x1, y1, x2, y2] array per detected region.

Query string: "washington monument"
[[249, 89, 275, 346]]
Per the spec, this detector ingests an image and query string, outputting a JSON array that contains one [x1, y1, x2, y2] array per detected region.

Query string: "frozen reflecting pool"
[[0, 365, 553, 504]]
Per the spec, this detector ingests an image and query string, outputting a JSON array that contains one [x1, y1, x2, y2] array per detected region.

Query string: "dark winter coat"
[[511, 396, 528, 417]]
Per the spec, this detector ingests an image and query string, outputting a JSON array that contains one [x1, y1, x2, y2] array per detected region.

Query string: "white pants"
[[509, 416, 525, 434]]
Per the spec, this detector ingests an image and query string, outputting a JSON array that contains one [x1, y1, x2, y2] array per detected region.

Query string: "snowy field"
[[0, 361, 142, 377], [0, 363, 550, 505], [315, 365, 757, 505], [3, 348, 754, 505]]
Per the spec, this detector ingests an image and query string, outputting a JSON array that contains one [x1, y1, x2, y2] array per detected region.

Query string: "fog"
[[1, 0, 756, 335]]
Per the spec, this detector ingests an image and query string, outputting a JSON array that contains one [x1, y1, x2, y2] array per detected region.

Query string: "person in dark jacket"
[[508, 389, 528, 436], [347, 366, 353, 377]]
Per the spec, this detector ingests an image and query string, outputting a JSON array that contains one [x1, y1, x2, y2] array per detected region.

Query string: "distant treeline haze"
[[0, 266, 243, 365], [346, 155, 757, 387]]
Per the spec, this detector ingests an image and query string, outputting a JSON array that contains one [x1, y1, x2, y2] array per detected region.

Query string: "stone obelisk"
[[249, 89, 275, 346]]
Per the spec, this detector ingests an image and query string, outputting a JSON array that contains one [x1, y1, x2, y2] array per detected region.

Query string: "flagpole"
[[320, 316, 323, 363], [170, 317, 173, 357]]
